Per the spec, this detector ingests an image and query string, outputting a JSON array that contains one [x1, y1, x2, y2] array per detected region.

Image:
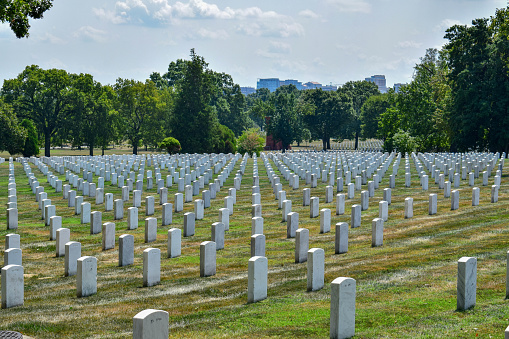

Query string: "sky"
[[0, 0, 506, 88]]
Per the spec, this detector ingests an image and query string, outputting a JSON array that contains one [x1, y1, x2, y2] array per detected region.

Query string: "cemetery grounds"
[[0, 148, 509, 338]]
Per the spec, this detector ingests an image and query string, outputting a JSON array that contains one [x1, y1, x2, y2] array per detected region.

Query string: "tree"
[[265, 90, 301, 152], [0, 0, 53, 38], [301, 89, 353, 150], [210, 124, 236, 153], [246, 88, 271, 128], [2, 65, 72, 156], [237, 128, 265, 156], [397, 49, 450, 151], [377, 107, 401, 152], [171, 49, 218, 153], [337, 81, 380, 149], [114, 78, 161, 155], [0, 99, 26, 155], [20, 118, 39, 156], [360, 92, 392, 139], [66, 73, 117, 155], [215, 84, 251, 136], [443, 8, 509, 153]]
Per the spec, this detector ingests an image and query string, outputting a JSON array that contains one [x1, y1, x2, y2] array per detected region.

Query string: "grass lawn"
[[0, 150, 508, 338]]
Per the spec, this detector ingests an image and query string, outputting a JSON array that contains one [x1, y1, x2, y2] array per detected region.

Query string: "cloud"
[[268, 41, 291, 54], [256, 41, 292, 58], [237, 21, 304, 38], [73, 26, 107, 43], [435, 19, 463, 32], [195, 28, 229, 39], [93, 8, 128, 24], [299, 9, 319, 19], [326, 0, 371, 13], [38, 33, 66, 44], [396, 40, 422, 49], [93, 0, 303, 37]]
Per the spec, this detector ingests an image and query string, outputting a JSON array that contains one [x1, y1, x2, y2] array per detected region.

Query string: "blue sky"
[[0, 0, 505, 88]]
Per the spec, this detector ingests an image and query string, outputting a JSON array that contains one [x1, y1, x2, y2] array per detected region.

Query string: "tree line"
[[2, 6, 509, 156]]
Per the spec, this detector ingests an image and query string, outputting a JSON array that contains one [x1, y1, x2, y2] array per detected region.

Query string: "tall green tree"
[[0, 99, 26, 155], [301, 89, 353, 150], [265, 90, 301, 152], [114, 78, 161, 155], [20, 118, 39, 156], [2, 65, 72, 156], [360, 92, 393, 139], [444, 8, 509, 152], [170, 49, 218, 153], [397, 49, 451, 151], [337, 81, 380, 149]]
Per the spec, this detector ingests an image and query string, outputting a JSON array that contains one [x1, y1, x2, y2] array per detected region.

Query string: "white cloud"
[[435, 19, 463, 32], [93, 0, 303, 37], [268, 41, 291, 54], [237, 21, 304, 38], [256, 41, 292, 58], [326, 0, 371, 13], [38, 33, 66, 44], [299, 9, 319, 19], [73, 26, 107, 43], [93, 8, 128, 24], [396, 40, 423, 49], [195, 28, 229, 39]]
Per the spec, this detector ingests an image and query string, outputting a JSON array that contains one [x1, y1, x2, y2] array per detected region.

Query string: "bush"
[[158, 137, 181, 154], [237, 128, 265, 156], [393, 129, 416, 154]]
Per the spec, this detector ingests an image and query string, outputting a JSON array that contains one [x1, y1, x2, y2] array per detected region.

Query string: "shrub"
[[159, 137, 181, 154], [237, 128, 265, 157]]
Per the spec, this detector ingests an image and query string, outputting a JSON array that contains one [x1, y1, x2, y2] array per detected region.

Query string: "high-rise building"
[[365, 75, 388, 93], [280, 79, 304, 90], [240, 87, 256, 96], [257, 78, 281, 92], [393, 83, 406, 93]]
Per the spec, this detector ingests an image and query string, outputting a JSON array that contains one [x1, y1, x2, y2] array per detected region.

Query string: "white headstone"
[[330, 277, 356, 339], [119, 234, 134, 266], [307, 248, 325, 292], [143, 248, 161, 287], [247, 256, 268, 303], [77, 256, 97, 297], [457, 256, 477, 311]]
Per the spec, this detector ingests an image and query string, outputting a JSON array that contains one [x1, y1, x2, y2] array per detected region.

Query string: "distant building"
[[280, 79, 304, 90], [240, 87, 256, 96], [365, 75, 388, 93], [256, 78, 338, 93], [322, 85, 338, 91], [303, 81, 322, 90], [257, 78, 280, 92], [393, 83, 406, 93]]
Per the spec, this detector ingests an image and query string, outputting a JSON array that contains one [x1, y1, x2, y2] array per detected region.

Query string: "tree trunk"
[[45, 134, 51, 157], [89, 142, 94, 156], [355, 131, 359, 150], [101, 147, 105, 156], [322, 139, 327, 151], [327, 138, 331, 149], [133, 141, 138, 155]]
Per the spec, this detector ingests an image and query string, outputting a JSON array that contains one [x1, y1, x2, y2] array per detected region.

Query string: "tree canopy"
[[1, 0, 53, 38]]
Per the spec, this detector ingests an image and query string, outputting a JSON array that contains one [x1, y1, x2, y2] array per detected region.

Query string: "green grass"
[[0, 152, 508, 338]]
